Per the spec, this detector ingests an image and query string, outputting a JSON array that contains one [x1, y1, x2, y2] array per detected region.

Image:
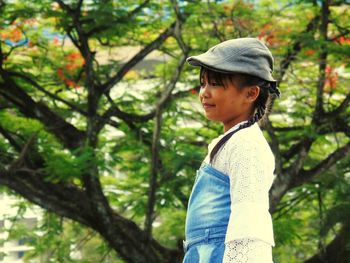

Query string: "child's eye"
[[210, 81, 221, 87]]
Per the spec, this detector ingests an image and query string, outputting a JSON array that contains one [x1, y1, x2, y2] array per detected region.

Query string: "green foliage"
[[43, 146, 95, 183], [0, 0, 349, 262], [153, 208, 186, 248]]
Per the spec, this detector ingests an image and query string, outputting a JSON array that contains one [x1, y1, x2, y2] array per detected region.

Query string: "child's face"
[[199, 71, 256, 131]]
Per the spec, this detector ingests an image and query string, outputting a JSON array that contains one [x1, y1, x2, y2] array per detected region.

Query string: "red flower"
[[324, 66, 338, 90], [190, 89, 197, 95], [57, 68, 64, 79], [334, 36, 350, 45], [305, 49, 315, 56]]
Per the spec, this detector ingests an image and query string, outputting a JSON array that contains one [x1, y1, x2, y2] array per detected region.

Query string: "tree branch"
[[85, 0, 150, 37], [206, 1, 226, 42], [0, 168, 92, 227], [270, 138, 313, 212], [330, 90, 350, 116], [313, 0, 330, 120], [8, 71, 87, 116], [295, 140, 350, 187], [144, 107, 162, 242], [143, 3, 190, 235], [0, 164, 182, 262], [96, 103, 155, 133], [6, 70, 121, 131], [0, 70, 85, 149], [171, 0, 191, 54], [144, 46, 189, 242], [0, 124, 21, 152], [264, 118, 283, 175], [101, 22, 177, 95], [77, 0, 84, 12], [278, 15, 320, 83], [316, 115, 350, 137], [273, 126, 305, 132], [304, 221, 350, 263], [55, 0, 96, 92], [282, 138, 309, 160], [0, 39, 3, 69], [55, 2, 114, 233], [267, 15, 321, 203]]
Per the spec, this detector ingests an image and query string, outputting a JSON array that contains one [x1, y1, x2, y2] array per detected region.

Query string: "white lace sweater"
[[203, 121, 275, 263]]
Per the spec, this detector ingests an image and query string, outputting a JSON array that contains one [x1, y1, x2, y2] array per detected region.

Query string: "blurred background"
[[0, 0, 349, 262]]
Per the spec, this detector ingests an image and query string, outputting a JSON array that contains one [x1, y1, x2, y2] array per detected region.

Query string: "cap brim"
[[187, 56, 277, 83], [187, 55, 238, 75]]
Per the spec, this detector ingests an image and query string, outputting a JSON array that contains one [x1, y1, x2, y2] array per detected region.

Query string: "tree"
[[0, 0, 349, 262]]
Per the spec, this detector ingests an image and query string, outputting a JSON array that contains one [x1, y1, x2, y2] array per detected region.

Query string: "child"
[[183, 38, 281, 263]]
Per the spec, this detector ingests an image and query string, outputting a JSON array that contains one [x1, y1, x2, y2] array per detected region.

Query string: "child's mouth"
[[202, 103, 216, 109]]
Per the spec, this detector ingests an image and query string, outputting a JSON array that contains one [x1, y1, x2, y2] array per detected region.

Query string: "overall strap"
[[209, 124, 248, 164]]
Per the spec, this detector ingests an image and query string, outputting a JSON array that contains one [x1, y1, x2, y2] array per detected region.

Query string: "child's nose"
[[199, 84, 210, 99]]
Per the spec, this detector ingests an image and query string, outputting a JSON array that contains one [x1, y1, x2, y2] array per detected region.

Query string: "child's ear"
[[245, 86, 260, 102]]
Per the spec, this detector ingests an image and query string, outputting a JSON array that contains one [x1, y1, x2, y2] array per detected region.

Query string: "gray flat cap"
[[187, 38, 278, 88]]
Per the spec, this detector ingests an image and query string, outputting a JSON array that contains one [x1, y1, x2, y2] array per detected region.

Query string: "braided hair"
[[200, 68, 280, 164]]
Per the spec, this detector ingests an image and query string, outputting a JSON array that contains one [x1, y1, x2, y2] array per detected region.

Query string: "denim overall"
[[183, 163, 231, 263]]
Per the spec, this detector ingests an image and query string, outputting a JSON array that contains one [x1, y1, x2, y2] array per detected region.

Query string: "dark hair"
[[199, 68, 276, 163]]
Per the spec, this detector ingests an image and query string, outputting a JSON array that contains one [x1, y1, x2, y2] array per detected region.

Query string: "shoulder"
[[225, 123, 274, 162]]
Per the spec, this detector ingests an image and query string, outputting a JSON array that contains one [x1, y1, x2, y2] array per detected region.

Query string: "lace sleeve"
[[221, 135, 275, 246], [223, 238, 273, 263]]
